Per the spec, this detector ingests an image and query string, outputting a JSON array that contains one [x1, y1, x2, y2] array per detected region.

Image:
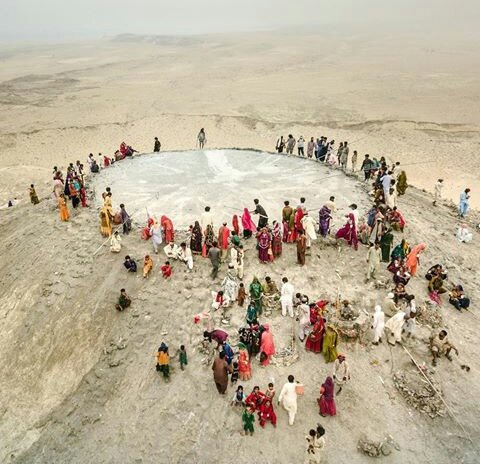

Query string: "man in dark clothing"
[[361, 154, 374, 181], [208, 241, 221, 279], [253, 199, 268, 228], [154, 137, 161, 152]]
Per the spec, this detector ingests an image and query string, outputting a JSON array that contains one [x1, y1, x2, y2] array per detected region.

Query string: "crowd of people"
[[25, 129, 475, 463]]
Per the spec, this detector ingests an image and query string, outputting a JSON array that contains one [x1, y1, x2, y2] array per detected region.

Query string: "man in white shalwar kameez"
[[372, 305, 385, 345], [278, 375, 299, 425], [164, 241, 181, 259], [201, 206, 214, 234], [150, 221, 163, 254], [280, 277, 295, 317], [298, 298, 311, 341], [301, 213, 317, 248], [385, 310, 407, 345]]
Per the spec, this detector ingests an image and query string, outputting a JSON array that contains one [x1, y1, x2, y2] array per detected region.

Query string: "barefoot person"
[[278, 375, 299, 425], [430, 330, 458, 367], [212, 351, 230, 394]]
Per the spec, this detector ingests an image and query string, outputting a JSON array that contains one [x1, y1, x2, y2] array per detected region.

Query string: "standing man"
[[286, 134, 296, 155], [381, 170, 393, 204], [197, 128, 206, 149], [433, 179, 444, 206], [297, 136, 305, 156], [201, 206, 214, 234], [278, 375, 299, 426], [340, 141, 349, 170], [351, 150, 358, 172], [253, 199, 268, 228], [212, 351, 230, 394], [458, 188, 471, 217], [361, 154, 373, 181], [208, 241, 221, 279], [307, 137, 315, 158], [153, 137, 161, 152], [366, 242, 381, 282], [333, 354, 350, 395], [217, 222, 230, 262], [280, 277, 295, 317]]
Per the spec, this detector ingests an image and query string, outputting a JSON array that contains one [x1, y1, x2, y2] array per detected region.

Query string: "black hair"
[[120, 288, 126, 292], [219, 351, 226, 359], [180, 344, 185, 350], [288, 375, 294, 383], [283, 277, 288, 283], [205, 206, 210, 211]]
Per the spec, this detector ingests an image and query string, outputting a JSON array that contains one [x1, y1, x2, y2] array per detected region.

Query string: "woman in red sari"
[[257, 227, 271, 263], [335, 213, 359, 250], [160, 215, 175, 243], [80, 182, 88, 207], [305, 316, 325, 353], [294, 207, 305, 234], [242, 208, 256, 239], [141, 217, 154, 240], [232, 215, 240, 236], [258, 399, 277, 427], [317, 376, 336, 416], [272, 221, 282, 258]]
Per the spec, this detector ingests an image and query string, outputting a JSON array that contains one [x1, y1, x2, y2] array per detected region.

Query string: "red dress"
[[232, 215, 240, 236], [305, 318, 325, 353], [161, 215, 175, 243], [258, 401, 277, 427], [317, 377, 336, 416]]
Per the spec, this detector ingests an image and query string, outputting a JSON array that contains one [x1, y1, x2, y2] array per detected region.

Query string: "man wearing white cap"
[[383, 292, 398, 317]]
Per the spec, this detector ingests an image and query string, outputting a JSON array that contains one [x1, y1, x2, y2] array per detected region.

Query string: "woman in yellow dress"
[[58, 194, 70, 221], [100, 195, 114, 237]]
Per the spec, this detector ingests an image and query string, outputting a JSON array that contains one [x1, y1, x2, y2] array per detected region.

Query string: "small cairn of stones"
[[393, 370, 446, 418], [357, 434, 400, 457], [416, 302, 444, 328]]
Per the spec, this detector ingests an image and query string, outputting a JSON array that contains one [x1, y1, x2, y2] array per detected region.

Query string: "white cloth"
[[278, 382, 298, 425], [164, 243, 180, 259], [298, 303, 311, 340], [150, 224, 162, 252], [281, 282, 295, 317], [457, 226, 473, 243], [372, 305, 385, 343], [385, 311, 405, 343], [110, 234, 122, 253], [301, 215, 317, 247], [178, 247, 193, 269], [381, 174, 392, 194], [221, 270, 238, 304], [200, 211, 213, 232]]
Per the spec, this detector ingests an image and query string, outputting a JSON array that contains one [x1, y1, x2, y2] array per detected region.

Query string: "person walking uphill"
[[208, 241, 221, 279], [212, 351, 231, 394], [278, 374, 300, 425], [252, 199, 268, 228]]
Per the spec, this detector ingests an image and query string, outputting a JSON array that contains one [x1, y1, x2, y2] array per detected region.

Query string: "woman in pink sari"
[[257, 227, 271, 263], [241, 208, 256, 239], [260, 324, 275, 366], [335, 213, 358, 250], [317, 376, 336, 416]]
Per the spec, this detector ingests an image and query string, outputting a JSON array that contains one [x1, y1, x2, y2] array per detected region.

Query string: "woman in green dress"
[[380, 229, 394, 262], [396, 171, 408, 195], [249, 276, 263, 315], [322, 325, 339, 363]]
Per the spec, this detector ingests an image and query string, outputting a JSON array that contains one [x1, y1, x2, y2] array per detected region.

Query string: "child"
[[143, 255, 154, 279], [123, 255, 137, 273], [161, 261, 172, 278], [231, 361, 239, 384], [115, 288, 131, 311], [156, 343, 170, 381], [237, 283, 246, 307], [258, 399, 277, 428], [179, 345, 188, 370], [231, 385, 246, 406], [265, 382, 276, 401], [29, 184, 40, 205], [242, 406, 255, 436]]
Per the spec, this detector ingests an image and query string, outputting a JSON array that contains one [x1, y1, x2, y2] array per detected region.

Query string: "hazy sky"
[[0, 0, 478, 41]]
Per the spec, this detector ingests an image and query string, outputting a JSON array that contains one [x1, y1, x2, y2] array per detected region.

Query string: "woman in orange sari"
[[238, 343, 252, 380], [405, 243, 426, 277], [58, 194, 70, 221], [161, 215, 175, 243], [100, 196, 114, 237]]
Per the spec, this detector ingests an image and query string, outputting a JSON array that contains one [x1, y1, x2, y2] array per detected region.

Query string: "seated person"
[[428, 274, 447, 295], [161, 261, 172, 278], [393, 266, 411, 286], [245, 386, 266, 412], [123, 255, 137, 272], [449, 285, 470, 311], [164, 241, 181, 259], [393, 283, 408, 303], [177, 242, 193, 270], [425, 264, 447, 281], [457, 224, 473, 243], [116, 288, 131, 311], [430, 330, 458, 366]]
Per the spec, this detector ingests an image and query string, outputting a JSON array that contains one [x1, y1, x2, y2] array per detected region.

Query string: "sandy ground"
[[1, 149, 480, 464], [0, 31, 479, 208], [1, 31, 480, 464]]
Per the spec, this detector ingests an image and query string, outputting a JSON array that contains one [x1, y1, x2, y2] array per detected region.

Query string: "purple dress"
[[319, 206, 332, 237]]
